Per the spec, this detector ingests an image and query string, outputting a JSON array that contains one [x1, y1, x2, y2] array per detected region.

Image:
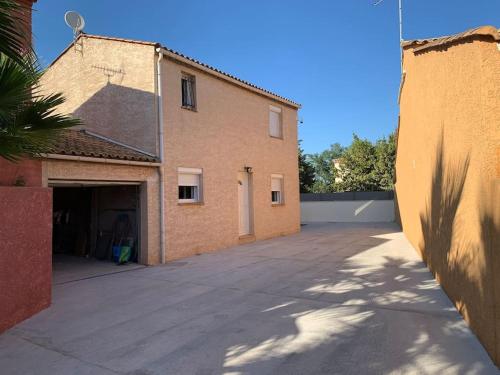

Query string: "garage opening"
[[52, 184, 143, 283]]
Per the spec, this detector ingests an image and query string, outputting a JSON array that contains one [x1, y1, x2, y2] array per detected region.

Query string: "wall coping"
[[301, 191, 394, 201]]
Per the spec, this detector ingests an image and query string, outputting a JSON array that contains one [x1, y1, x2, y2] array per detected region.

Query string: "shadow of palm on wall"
[[418, 130, 499, 365]]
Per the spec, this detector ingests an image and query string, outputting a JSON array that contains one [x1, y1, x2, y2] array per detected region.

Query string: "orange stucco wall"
[[395, 37, 500, 364]]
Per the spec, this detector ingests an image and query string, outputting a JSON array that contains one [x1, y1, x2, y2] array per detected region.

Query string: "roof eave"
[[42, 153, 161, 166], [157, 46, 301, 109]]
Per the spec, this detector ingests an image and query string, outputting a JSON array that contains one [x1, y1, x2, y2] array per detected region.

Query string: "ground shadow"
[[4, 222, 495, 374], [214, 223, 491, 374]]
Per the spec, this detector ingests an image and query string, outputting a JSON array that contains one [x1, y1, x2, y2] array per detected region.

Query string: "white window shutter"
[[178, 173, 199, 187], [271, 176, 282, 191], [269, 107, 282, 138]]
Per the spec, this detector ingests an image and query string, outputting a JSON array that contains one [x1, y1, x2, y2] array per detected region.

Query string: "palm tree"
[[0, 0, 80, 162], [0, 0, 30, 64]]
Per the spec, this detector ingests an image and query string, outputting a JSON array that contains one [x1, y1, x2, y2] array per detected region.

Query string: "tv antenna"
[[64, 11, 85, 40], [374, 0, 403, 73]]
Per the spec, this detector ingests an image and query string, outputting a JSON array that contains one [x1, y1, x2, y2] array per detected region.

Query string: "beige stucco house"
[[40, 33, 301, 265]]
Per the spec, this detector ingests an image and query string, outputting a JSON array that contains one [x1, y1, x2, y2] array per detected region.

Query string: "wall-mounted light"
[[244, 166, 253, 173]]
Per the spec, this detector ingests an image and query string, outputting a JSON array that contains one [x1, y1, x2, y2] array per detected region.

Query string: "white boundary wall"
[[301, 200, 394, 222]]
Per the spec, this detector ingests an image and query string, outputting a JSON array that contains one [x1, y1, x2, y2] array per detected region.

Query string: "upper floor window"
[[269, 105, 282, 138], [178, 167, 202, 203], [181, 73, 196, 110]]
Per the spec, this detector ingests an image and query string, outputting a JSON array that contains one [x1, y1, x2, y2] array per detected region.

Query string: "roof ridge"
[[81, 33, 158, 47], [49, 33, 300, 108], [402, 25, 500, 52]]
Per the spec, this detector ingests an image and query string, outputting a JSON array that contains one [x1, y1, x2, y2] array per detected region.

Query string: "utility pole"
[[374, 0, 404, 73]]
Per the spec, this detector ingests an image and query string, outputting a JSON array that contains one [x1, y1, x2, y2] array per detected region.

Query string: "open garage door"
[[52, 184, 144, 283]]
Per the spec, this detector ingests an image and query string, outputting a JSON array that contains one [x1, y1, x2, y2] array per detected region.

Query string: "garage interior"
[[52, 184, 144, 283]]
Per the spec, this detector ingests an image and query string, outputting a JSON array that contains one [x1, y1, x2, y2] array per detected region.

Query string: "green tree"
[[374, 133, 396, 190], [298, 140, 315, 193], [0, 0, 79, 162], [306, 133, 396, 193], [309, 143, 344, 193], [337, 134, 378, 191]]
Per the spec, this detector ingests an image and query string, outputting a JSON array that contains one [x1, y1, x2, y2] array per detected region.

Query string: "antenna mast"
[[374, 0, 403, 73]]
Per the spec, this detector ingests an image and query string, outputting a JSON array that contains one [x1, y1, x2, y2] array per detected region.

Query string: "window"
[[181, 73, 196, 110], [269, 105, 282, 138], [271, 174, 284, 204], [178, 167, 202, 203]]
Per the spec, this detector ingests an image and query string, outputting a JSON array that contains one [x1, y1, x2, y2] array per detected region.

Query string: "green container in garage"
[[118, 246, 131, 264]]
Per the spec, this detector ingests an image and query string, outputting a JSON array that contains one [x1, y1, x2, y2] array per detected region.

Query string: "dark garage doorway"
[[52, 185, 143, 283]]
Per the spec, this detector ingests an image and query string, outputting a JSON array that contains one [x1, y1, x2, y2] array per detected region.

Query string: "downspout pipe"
[[156, 48, 166, 264]]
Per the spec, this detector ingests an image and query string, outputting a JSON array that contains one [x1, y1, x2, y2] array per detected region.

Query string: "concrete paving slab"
[[52, 254, 144, 285], [0, 223, 496, 374]]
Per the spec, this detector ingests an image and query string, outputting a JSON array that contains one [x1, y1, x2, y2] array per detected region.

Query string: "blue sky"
[[33, 0, 500, 154]]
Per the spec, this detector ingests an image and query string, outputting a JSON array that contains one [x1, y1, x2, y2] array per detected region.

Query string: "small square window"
[[178, 167, 202, 203], [269, 105, 282, 138], [179, 186, 198, 201], [271, 174, 284, 204], [181, 73, 196, 110]]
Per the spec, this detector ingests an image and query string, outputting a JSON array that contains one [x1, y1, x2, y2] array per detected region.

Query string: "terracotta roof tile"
[[402, 25, 500, 53], [49, 130, 159, 163]]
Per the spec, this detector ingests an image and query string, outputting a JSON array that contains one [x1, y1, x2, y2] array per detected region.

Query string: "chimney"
[[13, 0, 37, 51]]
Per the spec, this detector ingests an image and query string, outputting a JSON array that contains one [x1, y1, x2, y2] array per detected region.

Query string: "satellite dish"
[[64, 11, 85, 35]]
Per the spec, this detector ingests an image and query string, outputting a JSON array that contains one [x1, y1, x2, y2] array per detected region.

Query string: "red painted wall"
[[0, 187, 52, 332], [0, 158, 42, 187]]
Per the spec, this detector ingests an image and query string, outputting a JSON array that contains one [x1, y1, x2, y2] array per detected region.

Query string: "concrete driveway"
[[0, 223, 496, 374]]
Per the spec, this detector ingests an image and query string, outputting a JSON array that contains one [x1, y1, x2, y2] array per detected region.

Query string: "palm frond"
[[0, 54, 38, 121], [0, 55, 81, 161], [0, 0, 33, 67]]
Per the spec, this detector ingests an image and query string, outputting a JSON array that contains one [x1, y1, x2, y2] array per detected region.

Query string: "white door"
[[238, 171, 251, 236]]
